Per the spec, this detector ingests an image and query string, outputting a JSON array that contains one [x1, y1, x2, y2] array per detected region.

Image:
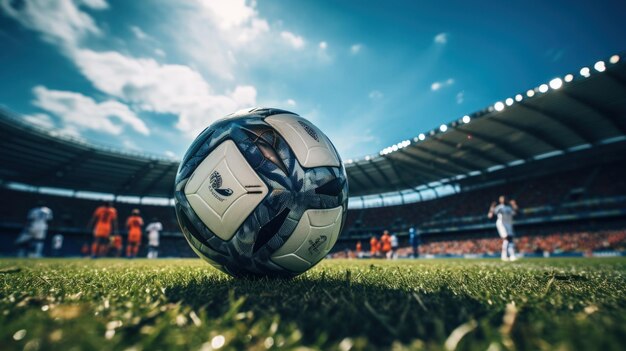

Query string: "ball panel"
[[265, 114, 340, 168], [184, 139, 268, 241], [271, 206, 343, 272], [270, 253, 311, 273]]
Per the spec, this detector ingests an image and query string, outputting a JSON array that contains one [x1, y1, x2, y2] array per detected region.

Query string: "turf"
[[1, 258, 625, 350]]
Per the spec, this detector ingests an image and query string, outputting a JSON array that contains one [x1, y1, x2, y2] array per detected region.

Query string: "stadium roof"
[[1, 54, 625, 199]]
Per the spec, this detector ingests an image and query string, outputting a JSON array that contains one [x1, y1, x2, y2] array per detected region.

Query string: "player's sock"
[[502, 240, 508, 260], [508, 241, 516, 259]]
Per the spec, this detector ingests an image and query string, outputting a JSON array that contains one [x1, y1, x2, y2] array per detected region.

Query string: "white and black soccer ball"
[[174, 108, 348, 278]]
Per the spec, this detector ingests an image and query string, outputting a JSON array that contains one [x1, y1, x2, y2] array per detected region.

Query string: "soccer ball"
[[174, 108, 348, 278]]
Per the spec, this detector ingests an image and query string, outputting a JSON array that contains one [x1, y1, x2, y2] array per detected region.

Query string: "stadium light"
[[418, 133, 426, 141], [439, 124, 448, 132], [505, 98, 514, 106], [610, 55, 620, 64], [580, 67, 590, 77], [515, 94, 523, 102], [594, 61, 606, 72], [413, 137, 419, 142], [365, 155, 371, 161], [494, 101, 505, 111], [462, 115, 471, 123], [538, 84, 549, 93], [549, 78, 563, 90], [564, 74, 574, 82], [526, 89, 535, 97]]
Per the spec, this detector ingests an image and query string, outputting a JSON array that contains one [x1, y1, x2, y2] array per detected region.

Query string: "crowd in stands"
[[345, 164, 626, 234], [406, 230, 626, 256], [0, 187, 179, 232]]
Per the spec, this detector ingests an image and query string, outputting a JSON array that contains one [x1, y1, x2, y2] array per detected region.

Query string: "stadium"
[[2, 55, 625, 259], [2, 1, 626, 350]]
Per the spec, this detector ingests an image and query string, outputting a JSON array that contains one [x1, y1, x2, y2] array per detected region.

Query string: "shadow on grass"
[[163, 274, 492, 347]]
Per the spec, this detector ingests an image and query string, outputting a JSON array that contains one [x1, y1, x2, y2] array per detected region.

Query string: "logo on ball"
[[209, 171, 233, 199], [308, 235, 328, 255], [298, 121, 319, 142]]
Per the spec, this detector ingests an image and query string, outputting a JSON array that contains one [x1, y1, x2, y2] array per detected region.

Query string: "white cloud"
[[0, 0, 107, 47], [434, 32, 447, 44], [281, 31, 305, 49], [368, 90, 383, 100], [130, 25, 149, 40], [70, 49, 256, 137], [164, 150, 177, 158], [350, 44, 362, 54], [24, 113, 55, 129], [154, 48, 166, 57], [32, 85, 149, 136], [286, 99, 296, 107], [456, 91, 464, 104], [319, 41, 327, 50], [196, 0, 256, 29], [431, 78, 455, 91]]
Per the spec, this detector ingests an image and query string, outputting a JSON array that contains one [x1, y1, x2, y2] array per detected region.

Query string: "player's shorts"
[[93, 237, 108, 245], [128, 236, 141, 244], [496, 222, 514, 239], [94, 226, 111, 238], [28, 228, 46, 240]]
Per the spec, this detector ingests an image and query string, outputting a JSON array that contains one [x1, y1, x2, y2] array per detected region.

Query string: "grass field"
[[1, 258, 625, 350]]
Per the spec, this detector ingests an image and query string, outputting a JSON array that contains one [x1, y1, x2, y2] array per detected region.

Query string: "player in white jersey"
[[26, 202, 53, 257], [146, 218, 163, 259], [390, 233, 399, 259], [488, 195, 518, 261]]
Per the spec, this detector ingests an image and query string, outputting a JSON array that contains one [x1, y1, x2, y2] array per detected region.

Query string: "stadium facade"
[[1, 54, 625, 257]]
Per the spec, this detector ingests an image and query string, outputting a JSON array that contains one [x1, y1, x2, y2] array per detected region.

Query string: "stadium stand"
[[1, 54, 625, 258]]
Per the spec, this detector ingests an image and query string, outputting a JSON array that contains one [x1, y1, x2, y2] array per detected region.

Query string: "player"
[[126, 209, 144, 258], [51, 234, 63, 257], [380, 230, 392, 259], [87, 201, 118, 258], [110, 234, 123, 257], [390, 232, 399, 259], [488, 195, 519, 261], [409, 226, 420, 258], [146, 218, 163, 259], [25, 201, 53, 257], [370, 235, 379, 258], [355, 240, 362, 258]]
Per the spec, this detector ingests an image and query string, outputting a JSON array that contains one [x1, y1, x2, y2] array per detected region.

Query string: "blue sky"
[[1, 0, 625, 160]]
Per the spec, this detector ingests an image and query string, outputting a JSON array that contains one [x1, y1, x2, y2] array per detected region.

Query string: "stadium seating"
[[1, 161, 625, 257]]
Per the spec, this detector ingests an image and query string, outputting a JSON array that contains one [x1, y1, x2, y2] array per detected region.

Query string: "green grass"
[[1, 258, 625, 350]]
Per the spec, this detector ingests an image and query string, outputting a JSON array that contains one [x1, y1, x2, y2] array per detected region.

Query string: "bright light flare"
[[549, 78, 563, 90], [580, 67, 590, 77], [594, 61, 606, 72]]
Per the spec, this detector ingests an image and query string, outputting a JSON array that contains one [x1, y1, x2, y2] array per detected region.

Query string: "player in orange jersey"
[[380, 230, 392, 259], [126, 209, 144, 258], [356, 240, 363, 258], [87, 201, 118, 258], [370, 235, 379, 258], [110, 234, 123, 257]]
